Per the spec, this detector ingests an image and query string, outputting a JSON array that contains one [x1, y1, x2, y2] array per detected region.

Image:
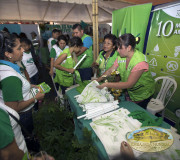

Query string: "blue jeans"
[[78, 67, 93, 81]]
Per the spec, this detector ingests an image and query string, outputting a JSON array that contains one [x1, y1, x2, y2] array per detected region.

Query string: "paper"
[[75, 80, 114, 104], [90, 108, 142, 159]]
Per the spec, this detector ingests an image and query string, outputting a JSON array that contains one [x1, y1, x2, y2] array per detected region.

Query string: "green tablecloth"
[[66, 88, 171, 160]]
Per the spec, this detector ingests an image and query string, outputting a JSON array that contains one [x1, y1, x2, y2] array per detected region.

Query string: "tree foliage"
[[33, 102, 98, 160]]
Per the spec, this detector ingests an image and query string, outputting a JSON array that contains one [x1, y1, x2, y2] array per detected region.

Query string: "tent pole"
[[95, 0, 99, 61], [17, 0, 21, 21], [92, 0, 99, 62], [92, 0, 96, 61]]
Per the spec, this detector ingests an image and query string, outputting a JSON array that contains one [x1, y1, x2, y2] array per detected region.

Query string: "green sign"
[[145, 4, 180, 122], [45, 24, 72, 33], [112, 3, 152, 52]]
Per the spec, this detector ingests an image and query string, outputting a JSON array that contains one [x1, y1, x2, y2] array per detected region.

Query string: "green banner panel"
[[112, 3, 152, 52], [145, 4, 180, 121]]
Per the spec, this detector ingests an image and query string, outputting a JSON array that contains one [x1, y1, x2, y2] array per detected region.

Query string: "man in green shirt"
[[72, 24, 93, 81]]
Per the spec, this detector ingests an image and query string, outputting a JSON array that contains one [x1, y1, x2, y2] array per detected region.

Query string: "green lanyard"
[[103, 55, 110, 70]]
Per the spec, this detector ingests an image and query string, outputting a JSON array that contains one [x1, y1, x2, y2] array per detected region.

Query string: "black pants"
[[19, 108, 34, 136], [136, 96, 152, 109], [60, 85, 68, 95], [19, 108, 40, 152]]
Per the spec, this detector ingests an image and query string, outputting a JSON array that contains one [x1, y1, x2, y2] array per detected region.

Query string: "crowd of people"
[[0, 23, 155, 160]]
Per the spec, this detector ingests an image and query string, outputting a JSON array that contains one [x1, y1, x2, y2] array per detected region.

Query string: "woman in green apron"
[[54, 37, 83, 94], [97, 33, 155, 108], [92, 34, 118, 76]]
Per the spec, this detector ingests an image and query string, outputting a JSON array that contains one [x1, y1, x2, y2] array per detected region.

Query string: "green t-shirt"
[[0, 76, 23, 102], [51, 39, 56, 47], [0, 108, 14, 149], [50, 48, 56, 58]]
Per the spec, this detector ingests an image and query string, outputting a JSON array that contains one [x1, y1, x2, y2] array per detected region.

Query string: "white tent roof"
[[0, 0, 133, 24]]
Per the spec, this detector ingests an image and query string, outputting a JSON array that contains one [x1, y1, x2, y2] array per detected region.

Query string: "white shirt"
[[0, 102, 28, 153], [47, 37, 57, 52], [0, 65, 37, 112], [22, 51, 38, 78]]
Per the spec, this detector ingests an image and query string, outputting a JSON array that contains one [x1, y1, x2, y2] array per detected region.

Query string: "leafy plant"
[[33, 101, 98, 160]]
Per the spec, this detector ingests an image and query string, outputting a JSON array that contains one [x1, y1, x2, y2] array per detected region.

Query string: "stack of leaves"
[[33, 101, 98, 160], [128, 111, 163, 127]]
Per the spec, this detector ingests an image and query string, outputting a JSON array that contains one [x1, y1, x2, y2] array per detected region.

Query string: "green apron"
[[117, 49, 155, 101], [54, 48, 75, 87]]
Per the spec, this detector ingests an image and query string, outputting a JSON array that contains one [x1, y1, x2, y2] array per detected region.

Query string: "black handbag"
[[8, 111, 40, 152]]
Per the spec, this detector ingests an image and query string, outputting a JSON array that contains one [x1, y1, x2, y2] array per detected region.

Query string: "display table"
[[66, 88, 171, 160]]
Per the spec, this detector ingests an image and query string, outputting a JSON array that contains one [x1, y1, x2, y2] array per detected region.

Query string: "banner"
[[41, 24, 73, 40], [0, 24, 21, 34], [145, 3, 180, 122], [45, 24, 72, 33], [112, 3, 152, 52]]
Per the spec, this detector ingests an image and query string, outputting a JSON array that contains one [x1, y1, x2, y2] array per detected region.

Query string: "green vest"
[[78, 34, 93, 68], [117, 50, 155, 101], [98, 50, 118, 75], [54, 48, 75, 87]]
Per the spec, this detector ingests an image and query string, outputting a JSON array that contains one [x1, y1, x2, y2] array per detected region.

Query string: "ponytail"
[[135, 37, 140, 45], [117, 33, 140, 50]]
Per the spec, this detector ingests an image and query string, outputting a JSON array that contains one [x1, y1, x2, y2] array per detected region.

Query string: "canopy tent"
[[0, 0, 177, 62], [0, 0, 133, 24], [0, 0, 177, 24]]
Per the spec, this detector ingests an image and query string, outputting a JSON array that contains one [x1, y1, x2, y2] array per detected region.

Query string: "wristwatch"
[[34, 97, 38, 103]]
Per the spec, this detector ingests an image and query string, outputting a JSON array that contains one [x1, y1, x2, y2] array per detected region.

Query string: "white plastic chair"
[[147, 76, 177, 117]]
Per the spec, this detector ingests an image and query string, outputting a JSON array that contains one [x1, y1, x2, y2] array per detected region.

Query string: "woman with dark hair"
[[0, 31, 45, 139], [20, 38, 39, 85], [49, 35, 69, 77], [97, 33, 155, 108], [54, 36, 83, 94], [92, 33, 118, 76]]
